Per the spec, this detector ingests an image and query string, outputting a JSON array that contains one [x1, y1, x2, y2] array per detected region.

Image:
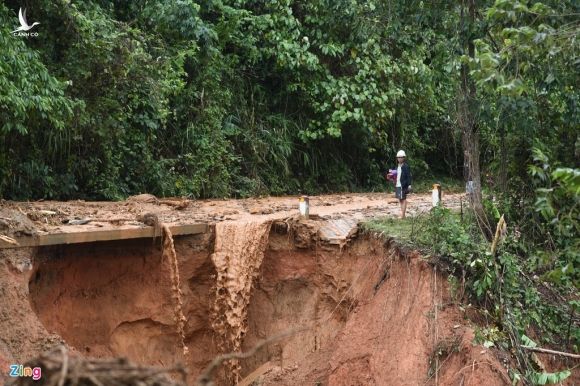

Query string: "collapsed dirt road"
[[0, 192, 512, 386], [0, 192, 463, 240]]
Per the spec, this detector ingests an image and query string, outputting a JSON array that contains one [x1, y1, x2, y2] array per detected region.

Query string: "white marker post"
[[299, 195, 309, 220], [432, 184, 442, 207]]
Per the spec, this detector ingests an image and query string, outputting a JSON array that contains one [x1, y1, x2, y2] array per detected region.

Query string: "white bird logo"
[[11, 8, 40, 33]]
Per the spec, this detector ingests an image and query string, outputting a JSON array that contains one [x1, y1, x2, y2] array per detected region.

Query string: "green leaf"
[[521, 334, 537, 348]]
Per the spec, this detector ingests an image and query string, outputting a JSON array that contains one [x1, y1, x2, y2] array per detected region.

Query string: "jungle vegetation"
[[1, 1, 578, 383]]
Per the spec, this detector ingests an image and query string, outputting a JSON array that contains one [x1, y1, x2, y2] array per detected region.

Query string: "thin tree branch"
[[196, 327, 308, 386], [520, 345, 580, 359]]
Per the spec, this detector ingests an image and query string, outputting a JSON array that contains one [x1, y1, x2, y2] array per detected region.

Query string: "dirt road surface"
[[0, 192, 464, 238]]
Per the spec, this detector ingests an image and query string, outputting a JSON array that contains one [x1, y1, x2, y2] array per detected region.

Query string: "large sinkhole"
[[25, 220, 507, 386]]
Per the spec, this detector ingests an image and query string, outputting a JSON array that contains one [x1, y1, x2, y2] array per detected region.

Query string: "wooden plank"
[[0, 223, 208, 249]]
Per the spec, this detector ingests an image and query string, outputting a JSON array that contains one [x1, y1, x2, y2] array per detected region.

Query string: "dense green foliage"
[[0, 1, 576, 200], [2, 0, 575, 201], [362, 1, 579, 370], [1, 0, 464, 199]]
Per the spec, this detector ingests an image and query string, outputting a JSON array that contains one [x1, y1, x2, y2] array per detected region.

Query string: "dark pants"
[[395, 187, 407, 200]]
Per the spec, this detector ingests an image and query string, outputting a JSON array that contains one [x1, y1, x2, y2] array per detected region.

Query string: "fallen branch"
[[196, 327, 308, 386], [12, 345, 186, 386], [521, 345, 580, 359]]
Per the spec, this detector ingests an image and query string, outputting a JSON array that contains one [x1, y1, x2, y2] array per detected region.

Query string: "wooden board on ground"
[[0, 223, 208, 249]]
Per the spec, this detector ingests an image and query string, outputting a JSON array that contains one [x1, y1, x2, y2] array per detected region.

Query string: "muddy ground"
[[0, 192, 463, 238], [0, 193, 575, 385]]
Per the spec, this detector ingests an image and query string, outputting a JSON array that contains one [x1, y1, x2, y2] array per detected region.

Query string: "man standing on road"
[[395, 150, 412, 219]]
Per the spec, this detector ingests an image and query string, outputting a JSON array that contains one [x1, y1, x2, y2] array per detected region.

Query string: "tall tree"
[[459, 0, 491, 235]]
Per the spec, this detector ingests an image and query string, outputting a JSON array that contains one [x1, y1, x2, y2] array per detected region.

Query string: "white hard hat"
[[396, 150, 406, 157]]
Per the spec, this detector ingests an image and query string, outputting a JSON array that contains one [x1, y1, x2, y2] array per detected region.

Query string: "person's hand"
[[407, 185, 412, 193]]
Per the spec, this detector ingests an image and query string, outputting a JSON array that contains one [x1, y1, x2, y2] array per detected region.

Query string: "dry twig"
[[10, 345, 186, 386], [520, 345, 580, 359]]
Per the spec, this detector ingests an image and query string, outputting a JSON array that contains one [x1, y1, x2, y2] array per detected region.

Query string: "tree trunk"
[[499, 123, 508, 194], [459, 0, 492, 236]]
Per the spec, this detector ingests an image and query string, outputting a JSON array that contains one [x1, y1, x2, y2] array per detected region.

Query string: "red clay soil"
[[0, 248, 64, 385], [25, 233, 219, 383], [244, 235, 510, 386], [0, 199, 573, 385]]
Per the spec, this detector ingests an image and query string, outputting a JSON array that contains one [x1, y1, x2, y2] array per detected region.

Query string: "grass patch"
[[362, 209, 465, 247], [362, 216, 425, 247]]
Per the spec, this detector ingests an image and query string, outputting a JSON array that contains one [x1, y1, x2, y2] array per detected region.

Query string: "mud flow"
[[11, 219, 508, 385]]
